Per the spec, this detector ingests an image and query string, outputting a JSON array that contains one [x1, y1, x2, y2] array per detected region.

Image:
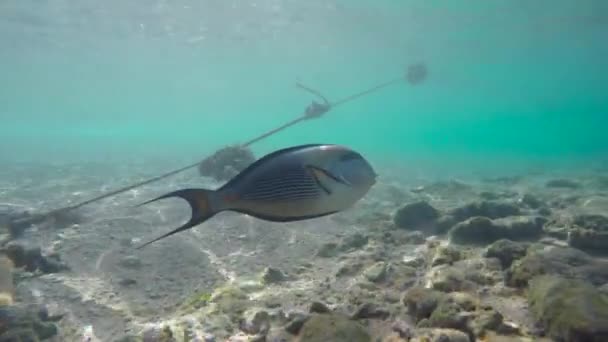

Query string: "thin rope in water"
[[16, 70, 418, 225]]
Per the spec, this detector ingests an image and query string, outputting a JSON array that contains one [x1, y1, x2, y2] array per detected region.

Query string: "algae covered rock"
[[427, 256, 503, 292], [338, 233, 369, 251], [393, 201, 440, 231], [350, 302, 390, 320], [296, 313, 371, 342], [421, 294, 506, 339], [568, 228, 608, 252], [427, 267, 473, 293], [1, 241, 68, 274], [260, 267, 286, 284], [448, 217, 496, 245], [363, 261, 388, 283], [564, 214, 608, 252], [484, 239, 529, 269], [411, 328, 470, 342], [434, 215, 459, 234], [0, 304, 60, 341], [518, 193, 543, 209], [381, 230, 426, 245], [506, 245, 608, 288], [449, 216, 545, 245], [402, 287, 446, 322], [426, 300, 469, 331], [208, 285, 250, 316], [239, 308, 271, 335], [431, 245, 463, 266], [528, 275, 608, 342], [449, 200, 520, 221], [315, 242, 338, 258], [493, 216, 546, 240]]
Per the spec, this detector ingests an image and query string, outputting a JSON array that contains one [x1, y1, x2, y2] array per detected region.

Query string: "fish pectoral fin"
[[306, 165, 350, 186], [306, 165, 332, 195], [306, 165, 351, 195]]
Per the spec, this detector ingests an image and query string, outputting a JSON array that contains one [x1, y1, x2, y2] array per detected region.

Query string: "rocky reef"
[[2, 162, 608, 341]]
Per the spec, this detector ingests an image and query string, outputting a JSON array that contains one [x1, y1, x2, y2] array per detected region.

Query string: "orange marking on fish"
[[223, 193, 239, 202], [196, 197, 208, 210], [311, 168, 325, 179]]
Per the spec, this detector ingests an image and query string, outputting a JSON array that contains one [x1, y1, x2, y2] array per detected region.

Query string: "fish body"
[[136, 144, 377, 249]]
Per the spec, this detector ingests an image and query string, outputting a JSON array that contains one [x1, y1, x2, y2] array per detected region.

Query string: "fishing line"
[[11, 63, 428, 228]]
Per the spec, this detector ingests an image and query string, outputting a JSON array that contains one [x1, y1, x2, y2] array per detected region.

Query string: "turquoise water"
[[1, 0, 607, 171]]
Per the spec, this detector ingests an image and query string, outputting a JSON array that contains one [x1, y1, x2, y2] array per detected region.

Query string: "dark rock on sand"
[[470, 306, 506, 337], [339, 233, 369, 251], [542, 217, 571, 240], [425, 299, 469, 332], [0, 210, 32, 238], [0, 304, 60, 341], [393, 201, 440, 231], [384, 263, 418, 290], [362, 261, 388, 283], [431, 245, 463, 266], [1, 242, 68, 274], [315, 242, 338, 258], [351, 302, 390, 320], [449, 216, 545, 245], [528, 275, 608, 342], [239, 309, 271, 335], [506, 245, 608, 288], [284, 311, 310, 335], [296, 313, 371, 342], [544, 214, 608, 252], [381, 230, 426, 245], [569, 228, 608, 253], [546, 178, 581, 189], [391, 319, 414, 339], [335, 260, 364, 277], [448, 216, 498, 245], [260, 267, 287, 284], [493, 216, 547, 239], [434, 215, 459, 234], [537, 206, 552, 217], [415, 292, 509, 340], [573, 214, 608, 232], [549, 195, 581, 210], [518, 193, 543, 209], [309, 301, 331, 314], [402, 287, 447, 322], [484, 239, 529, 269]]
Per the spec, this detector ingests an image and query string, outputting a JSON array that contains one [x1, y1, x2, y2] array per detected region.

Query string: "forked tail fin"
[[135, 188, 218, 249]]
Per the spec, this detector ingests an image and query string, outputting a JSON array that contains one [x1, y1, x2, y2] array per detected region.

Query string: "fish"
[[135, 143, 377, 249]]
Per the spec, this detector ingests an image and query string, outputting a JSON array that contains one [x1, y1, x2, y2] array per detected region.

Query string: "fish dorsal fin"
[[218, 144, 331, 191]]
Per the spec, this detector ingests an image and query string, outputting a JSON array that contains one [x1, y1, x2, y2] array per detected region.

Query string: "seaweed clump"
[[198, 145, 256, 181]]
